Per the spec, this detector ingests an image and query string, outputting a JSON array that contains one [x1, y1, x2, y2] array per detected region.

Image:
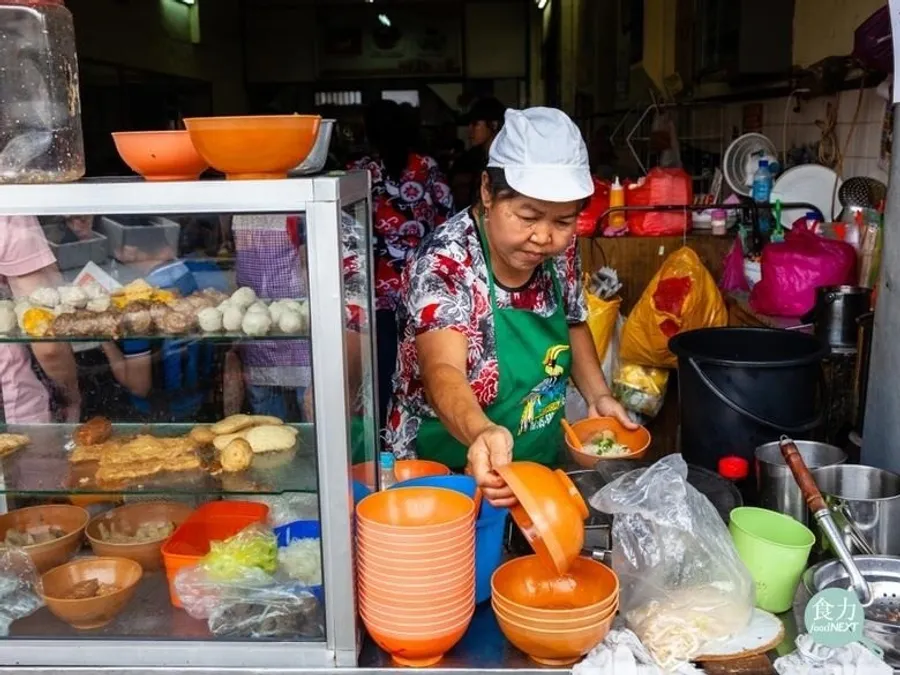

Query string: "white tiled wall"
[[715, 87, 892, 185]]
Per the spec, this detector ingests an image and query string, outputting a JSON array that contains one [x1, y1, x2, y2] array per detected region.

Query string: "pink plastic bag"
[[719, 238, 749, 292], [749, 227, 857, 317]]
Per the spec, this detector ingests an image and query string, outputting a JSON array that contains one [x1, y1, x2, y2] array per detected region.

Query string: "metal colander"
[[839, 176, 888, 208], [803, 555, 900, 665]]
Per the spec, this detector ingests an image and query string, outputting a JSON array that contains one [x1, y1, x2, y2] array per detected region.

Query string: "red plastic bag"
[[626, 168, 693, 237], [576, 178, 614, 237], [749, 227, 858, 317], [719, 238, 749, 292]]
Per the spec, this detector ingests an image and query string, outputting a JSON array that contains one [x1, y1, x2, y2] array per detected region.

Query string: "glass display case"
[[0, 173, 372, 669]]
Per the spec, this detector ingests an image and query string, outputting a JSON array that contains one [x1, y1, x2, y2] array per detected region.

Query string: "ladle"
[[780, 435, 873, 606]]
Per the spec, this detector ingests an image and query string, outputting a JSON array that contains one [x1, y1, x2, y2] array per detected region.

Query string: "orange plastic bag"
[[620, 247, 727, 368], [584, 280, 621, 362]]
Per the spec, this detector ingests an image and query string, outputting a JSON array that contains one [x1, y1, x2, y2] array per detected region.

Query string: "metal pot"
[[802, 285, 873, 350], [755, 440, 846, 525], [810, 464, 900, 556]]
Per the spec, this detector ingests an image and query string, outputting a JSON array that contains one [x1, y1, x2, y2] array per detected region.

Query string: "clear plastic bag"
[[591, 455, 754, 669], [173, 524, 324, 639], [0, 546, 43, 636], [611, 361, 669, 419]]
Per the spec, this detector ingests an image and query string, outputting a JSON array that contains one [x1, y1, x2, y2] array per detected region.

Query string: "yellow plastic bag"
[[613, 361, 669, 419], [584, 277, 622, 362], [620, 247, 727, 368]]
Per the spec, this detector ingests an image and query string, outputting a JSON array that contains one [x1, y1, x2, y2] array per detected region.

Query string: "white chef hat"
[[487, 107, 594, 203]]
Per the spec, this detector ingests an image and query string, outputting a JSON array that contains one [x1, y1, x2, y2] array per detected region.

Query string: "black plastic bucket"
[[669, 327, 829, 473]]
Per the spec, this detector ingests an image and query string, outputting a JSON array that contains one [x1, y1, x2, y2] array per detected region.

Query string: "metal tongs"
[[779, 435, 874, 607]]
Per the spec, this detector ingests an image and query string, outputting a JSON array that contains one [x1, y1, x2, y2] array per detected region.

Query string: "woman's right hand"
[[466, 424, 516, 507]]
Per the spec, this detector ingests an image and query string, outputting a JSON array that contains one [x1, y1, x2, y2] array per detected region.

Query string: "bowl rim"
[[492, 598, 619, 626], [356, 487, 475, 530], [0, 504, 89, 550], [40, 556, 143, 603], [358, 539, 475, 561], [357, 583, 474, 607], [360, 599, 475, 623], [358, 560, 475, 583], [494, 605, 618, 635], [183, 114, 322, 124], [112, 130, 193, 137], [355, 529, 473, 548], [356, 518, 475, 536], [85, 501, 193, 549], [490, 555, 620, 614]]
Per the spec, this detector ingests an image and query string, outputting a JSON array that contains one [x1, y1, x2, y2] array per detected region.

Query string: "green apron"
[[415, 218, 572, 470]]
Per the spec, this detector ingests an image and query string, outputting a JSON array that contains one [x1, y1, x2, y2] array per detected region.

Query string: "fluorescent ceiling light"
[[177, 0, 196, 5], [536, 0, 549, 9], [378, 13, 391, 27]]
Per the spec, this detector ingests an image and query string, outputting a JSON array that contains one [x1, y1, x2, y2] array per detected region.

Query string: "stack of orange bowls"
[[356, 487, 477, 667], [491, 555, 620, 666]]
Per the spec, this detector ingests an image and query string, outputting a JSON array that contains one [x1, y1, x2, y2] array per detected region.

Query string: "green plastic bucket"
[[729, 506, 815, 613]]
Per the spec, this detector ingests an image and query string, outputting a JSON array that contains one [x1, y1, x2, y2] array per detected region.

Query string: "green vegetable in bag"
[[202, 524, 278, 582]]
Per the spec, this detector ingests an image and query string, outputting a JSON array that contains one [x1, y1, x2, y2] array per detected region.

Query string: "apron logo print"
[[519, 344, 570, 435]]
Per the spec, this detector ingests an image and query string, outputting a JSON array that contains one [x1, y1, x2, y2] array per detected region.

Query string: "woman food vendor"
[[384, 107, 634, 505]]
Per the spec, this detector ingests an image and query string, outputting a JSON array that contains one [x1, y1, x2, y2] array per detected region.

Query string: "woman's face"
[[481, 176, 580, 276], [469, 120, 495, 148]]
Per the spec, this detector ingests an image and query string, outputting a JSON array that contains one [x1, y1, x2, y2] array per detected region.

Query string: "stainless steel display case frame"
[[0, 173, 371, 669]]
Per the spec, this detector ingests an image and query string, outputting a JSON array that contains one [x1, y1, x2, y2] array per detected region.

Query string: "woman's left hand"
[[588, 393, 639, 430]]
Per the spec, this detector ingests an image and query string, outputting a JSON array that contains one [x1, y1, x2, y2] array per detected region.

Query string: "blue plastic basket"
[[392, 474, 507, 604], [273, 519, 324, 605]]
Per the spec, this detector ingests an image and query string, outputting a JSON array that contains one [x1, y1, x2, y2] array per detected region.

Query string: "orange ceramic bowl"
[[565, 417, 651, 469], [183, 115, 320, 180], [361, 598, 475, 627], [357, 517, 475, 541], [358, 543, 475, 572], [491, 555, 619, 618], [41, 556, 143, 630], [358, 553, 474, 580], [363, 613, 473, 667], [359, 569, 475, 597], [356, 487, 475, 532], [395, 459, 452, 481], [492, 598, 619, 631], [0, 504, 89, 573], [494, 605, 615, 666], [112, 130, 208, 181], [358, 578, 474, 609], [356, 527, 473, 554], [496, 463, 589, 574], [86, 501, 194, 572], [358, 559, 475, 587]]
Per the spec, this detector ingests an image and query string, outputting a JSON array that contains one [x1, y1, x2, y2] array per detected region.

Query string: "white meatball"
[[217, 300, 234, 313], [29, 287, 59, 308], [222, 306, 244, 332], [278, 310, 304, 334], [198, 307, 223, 333], [242, 311, 271, 337], [246, 301, 269, 315], [86, 295, 111, 313], [54, 304, 76, 316], [280, 300, 304, 315], [83, 281, 106, 300], [58, 286, 88, 308], [230, 287, 257, 309], [0, 306, 16, 334], [268, 300, 287, 324]]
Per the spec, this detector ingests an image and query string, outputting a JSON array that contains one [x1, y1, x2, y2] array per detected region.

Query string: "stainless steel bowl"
[[290, 119, 334, 175]]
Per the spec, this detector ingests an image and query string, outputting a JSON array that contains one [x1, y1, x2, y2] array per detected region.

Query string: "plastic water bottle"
[[379, 452, 396, 491], [752, 159, 773, 234]]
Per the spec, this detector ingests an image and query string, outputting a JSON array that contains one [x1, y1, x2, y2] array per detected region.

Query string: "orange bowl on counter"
[[360, 598, 476, 627], [358, 539, 475, 566], [41, 556, 143, 630], [363, 613, 473, 667], [183, 115, 320, 180], [565, 417, 651, 469], [358, 579, 474, 609], [357, 560, 475, 587], [85, 501, 194, 571], [112, 130, 208, 181], [495, 462, 588, 574], [394, 459, 451, 481], [0, 504, 89, 573], [356, 487, 475, 531], [493, 604, 616, 666], [493, 598, 619, 631], [356, 527, 473, 553], [357, 518, 474, 543], [491, 555, 619, 617]]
